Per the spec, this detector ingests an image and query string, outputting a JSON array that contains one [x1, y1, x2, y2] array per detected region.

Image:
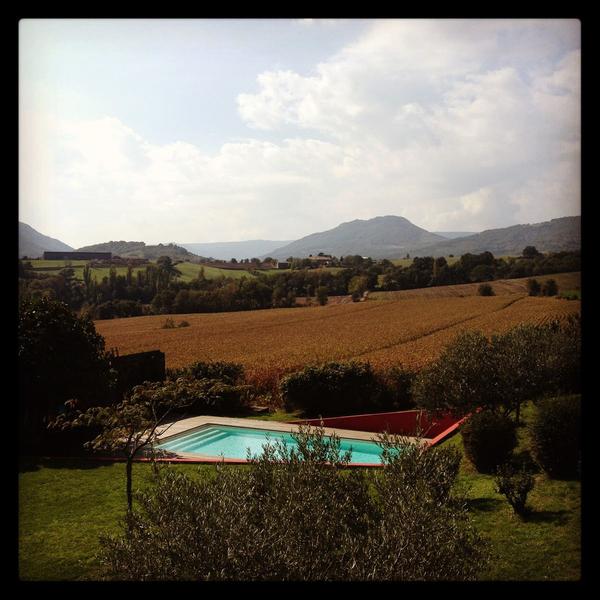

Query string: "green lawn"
[[19, 402, 580, 581]]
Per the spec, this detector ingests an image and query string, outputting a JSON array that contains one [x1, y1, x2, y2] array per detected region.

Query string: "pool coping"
[[152, 415, 427, 466]]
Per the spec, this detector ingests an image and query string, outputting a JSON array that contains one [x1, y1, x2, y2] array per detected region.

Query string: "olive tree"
[[50, 379, 199, 514], [98, 426, 489, 580]]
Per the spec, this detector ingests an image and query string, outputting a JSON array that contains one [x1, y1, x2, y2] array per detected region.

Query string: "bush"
[[132, 378, 250, 416], [316, 286, 328, 306], [530, 395, 581, 479], [541, 279, 558, 296], [377, 366, 417, 411], [280, 361, 382, 416], [412, 319, 581, 420], [494, 463, 535, 517], [526, 279, 541, 296], [477, 283, 495, 296], [93, 300, 144, 320], [461, 411, 517, 473], [177, 320, 190, 328], [98, 426, 488, 581], [18, 298, 115, 452], [171, 361, 245, 385], [412, 331, 500, 416], [161, 318, 176, 329]]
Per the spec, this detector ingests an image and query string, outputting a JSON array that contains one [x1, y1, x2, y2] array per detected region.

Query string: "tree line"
[[18, 247, 580, 319]]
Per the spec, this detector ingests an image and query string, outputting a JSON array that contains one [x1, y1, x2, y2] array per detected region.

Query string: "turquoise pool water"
[[157, 425, 385, 465]]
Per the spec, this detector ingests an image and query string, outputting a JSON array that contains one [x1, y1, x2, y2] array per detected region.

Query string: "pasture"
[[27, 259, 292, 282]]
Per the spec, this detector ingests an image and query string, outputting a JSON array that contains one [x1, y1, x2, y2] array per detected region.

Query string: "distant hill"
[[266, 216, 445, 260], [414, 216, 581, 258], [77, 241, 201, 260], [433, 231, 479, 239], [180, 240, 293, 261], [19, 222, 74, 258]]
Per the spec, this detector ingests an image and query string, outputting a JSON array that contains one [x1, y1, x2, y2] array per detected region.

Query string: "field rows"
[[96, 292, 580, 376]]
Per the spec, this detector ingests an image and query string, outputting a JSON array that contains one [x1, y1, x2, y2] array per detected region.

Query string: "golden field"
[[95, 273, 581, 379]]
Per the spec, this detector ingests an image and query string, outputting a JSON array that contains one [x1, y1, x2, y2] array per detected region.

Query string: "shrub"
[[477, 283, 495, 296], [530, 395, 581, 479], [280, 361, 382, 416], [541, 279, 558, 296], [377, 366, 417, 410], [413, 319, 581, 420], [494, 463, 535, 516], [461, 411, 517, 473], [161, 318, 176, 329], [316, 286, 328, 306], [133, 377, 250, 416], [526, 278, 541, 296], [93, 300, 144, 320], [178, 361, 245, 385], [98, 426, 488, 581], [177, 320, 190, 328], [18, 297, 115, 453], [412, 331, 500, 416]]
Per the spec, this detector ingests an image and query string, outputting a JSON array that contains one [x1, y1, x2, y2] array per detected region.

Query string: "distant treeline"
[[18, 247, 580, 319]]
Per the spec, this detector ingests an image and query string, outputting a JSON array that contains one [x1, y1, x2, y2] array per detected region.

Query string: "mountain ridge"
[[265, 215, 580, 260], [19, 222, 74, 258], [266, 215, 446, 260]]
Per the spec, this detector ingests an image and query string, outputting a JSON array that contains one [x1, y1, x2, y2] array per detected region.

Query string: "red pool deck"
[[294, 409, 466, 447]]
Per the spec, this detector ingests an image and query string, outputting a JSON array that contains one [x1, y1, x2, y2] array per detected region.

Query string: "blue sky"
[[19, 19, 581, 248]]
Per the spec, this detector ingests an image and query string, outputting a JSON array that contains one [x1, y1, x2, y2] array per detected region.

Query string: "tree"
[[412, 331, 502, 417], [19, 297, 115, 452], [348, 275, 369, 298], [156, 256, 181, 289], [50, 380, 197, 514], [526, 278, 541, 296], [97, 426, 489, 580], [316, 286, 328, 306], [541, 279, 558, 296], [522, 246, 540, 259]]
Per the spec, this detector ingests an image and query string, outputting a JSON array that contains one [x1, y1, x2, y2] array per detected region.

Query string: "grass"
[[390, 256, 462, 267], [438, 400, 580, 581], [18, 459, 214, 581], [19, 400, 580, 581]]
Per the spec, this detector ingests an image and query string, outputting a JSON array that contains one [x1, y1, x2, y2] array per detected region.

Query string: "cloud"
[[20, 19, 580, 247]]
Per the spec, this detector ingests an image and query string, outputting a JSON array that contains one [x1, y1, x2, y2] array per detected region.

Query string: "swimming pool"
[[157, 424, 386, 465]]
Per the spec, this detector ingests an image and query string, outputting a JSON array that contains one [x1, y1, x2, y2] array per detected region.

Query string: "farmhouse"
[[308, 254, 333, 266], [43, 251, 112, 260], [276, 261, 290, 269]]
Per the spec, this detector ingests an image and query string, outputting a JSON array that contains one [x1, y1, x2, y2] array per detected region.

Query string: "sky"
[[19, 18, 581, 248]]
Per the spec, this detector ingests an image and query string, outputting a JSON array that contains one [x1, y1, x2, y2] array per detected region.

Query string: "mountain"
[[76, 241, 201, 260], [180, 240, 293, 261], [19, 222, 74, 258], [434, 231, 479, 239], [266, 216, 446, 260], [413, 216, 581, 258]]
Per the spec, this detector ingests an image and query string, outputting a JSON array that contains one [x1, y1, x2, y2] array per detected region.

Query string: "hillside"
[[266, 215, 579, 260], [267, 216, 445, 260], [180, 240, 293, 261], [433, 231, 479, 239], [76, 241, 201, 260], [19, 222, 74, 258], [414, 216, 581, 258]]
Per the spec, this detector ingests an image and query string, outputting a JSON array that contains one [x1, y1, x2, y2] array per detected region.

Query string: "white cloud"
[[20, 19, 580, 247]]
